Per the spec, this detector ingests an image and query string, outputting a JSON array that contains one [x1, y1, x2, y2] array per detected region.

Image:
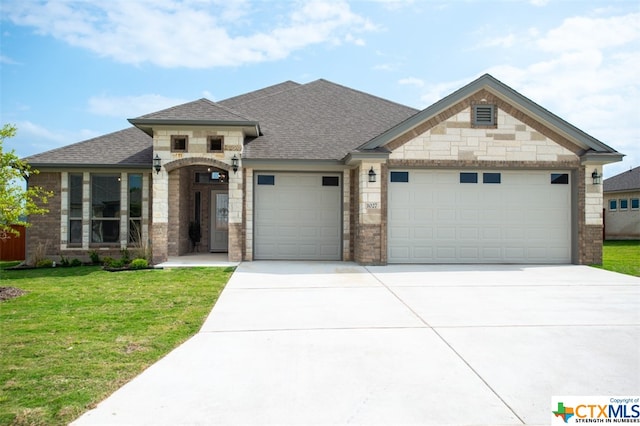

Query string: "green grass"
[[595, 240, 640, 277], [0, 266, 234, 425]]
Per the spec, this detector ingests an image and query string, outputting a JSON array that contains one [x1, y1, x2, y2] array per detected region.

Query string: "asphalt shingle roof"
[[223, 79, 419, 160], [24, 79, 419, 166], [25, 127, 152, 167], [604, 166, 640, 192]]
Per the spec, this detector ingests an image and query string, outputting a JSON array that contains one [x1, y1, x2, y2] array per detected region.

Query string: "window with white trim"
[[68, 173, 83, 245]]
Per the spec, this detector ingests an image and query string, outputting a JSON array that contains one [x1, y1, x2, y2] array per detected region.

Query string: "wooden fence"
[[0, 225, 26, 261]]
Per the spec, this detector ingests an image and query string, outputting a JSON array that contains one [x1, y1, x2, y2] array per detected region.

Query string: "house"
[[603, 166, 640, 240], [24, 74, 624, 265]]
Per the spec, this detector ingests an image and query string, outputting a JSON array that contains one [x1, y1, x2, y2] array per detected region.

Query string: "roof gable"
[[359, 74, 623, 162], [129, 98, 260, 137], [24, 127, 152, 168], [604, 166, 640, 192]]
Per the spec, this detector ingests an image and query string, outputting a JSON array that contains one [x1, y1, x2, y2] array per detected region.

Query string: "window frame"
[[609, 199, 617, 211], [128, 174, 143, 244], [619, 199, 628, 211], [483, 172, 501, 184], [390, 171, 409, 183], [207, 136, 224, 153], [68, 173, 83, 245], [459, 172, 478, 184], [631, 198, 639, 210], [90, 174, 121, 245], [171, 135, 189, 152]]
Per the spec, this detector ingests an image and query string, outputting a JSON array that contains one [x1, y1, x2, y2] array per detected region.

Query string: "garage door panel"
[[388, 170, 571, 263], [255, 173, 341, 260]]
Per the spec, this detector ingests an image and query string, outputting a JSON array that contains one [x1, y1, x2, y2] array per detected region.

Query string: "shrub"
[[36, 259, 54, 268], [59, 256, 70, 267], [71, 258, 82, 267], [130, 258, 148, 269], [120, 248, 130, 264], [89, 250, 100, 265]]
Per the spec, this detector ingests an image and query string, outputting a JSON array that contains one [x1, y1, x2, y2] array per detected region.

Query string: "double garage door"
[[254, 172, 342, 260], [388, 170, 572, 263]]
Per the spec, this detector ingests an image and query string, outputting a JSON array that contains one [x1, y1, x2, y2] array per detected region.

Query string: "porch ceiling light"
[[231, 155, 239, 174], [368, 166, 376, 183], [591, 169, 602, 185], [153, 154, 162, 174]]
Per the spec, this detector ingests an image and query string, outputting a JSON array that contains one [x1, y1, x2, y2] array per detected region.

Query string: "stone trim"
[[164, 156, 231, 173]]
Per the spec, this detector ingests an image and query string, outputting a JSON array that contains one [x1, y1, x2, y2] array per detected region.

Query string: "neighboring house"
[[603, 166, 640, 240], [24, 74, 623, 265]]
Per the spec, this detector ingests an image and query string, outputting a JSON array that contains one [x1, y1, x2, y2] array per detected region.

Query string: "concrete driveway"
[[73, 263, 640, 425]]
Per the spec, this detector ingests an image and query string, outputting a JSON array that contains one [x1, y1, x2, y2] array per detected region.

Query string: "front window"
[[68, 173, 83, 244], [171, 135, 188, 152], [91, 175, 121, 243], [128, 174, 142, 243]]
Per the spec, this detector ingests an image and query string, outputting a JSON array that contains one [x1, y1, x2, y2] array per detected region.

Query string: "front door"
[[210, 190, 229, 252]]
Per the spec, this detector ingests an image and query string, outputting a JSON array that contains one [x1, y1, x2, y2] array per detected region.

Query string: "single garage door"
[[388, 170, 571, 263], [254, 172, 342, 260]]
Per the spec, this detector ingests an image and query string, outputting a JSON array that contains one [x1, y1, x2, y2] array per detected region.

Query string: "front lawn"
[[596, 240, 640, 277], [0, 266, 233, 425]]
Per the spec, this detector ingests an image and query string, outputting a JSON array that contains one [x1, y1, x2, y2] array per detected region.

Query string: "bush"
[[36, 259, 54, 268], [120, 248, 130, 264], [59, 256, 70, 267], [71, 259, 82, 267], [130, 258, 148, 269], [89, 250, 100, 265]]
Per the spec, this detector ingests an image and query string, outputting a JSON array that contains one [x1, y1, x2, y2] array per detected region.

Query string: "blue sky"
[[1, 0, 638, 177]]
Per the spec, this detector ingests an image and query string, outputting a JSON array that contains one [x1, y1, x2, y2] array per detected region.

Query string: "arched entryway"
[[165, 158, 231, 257]]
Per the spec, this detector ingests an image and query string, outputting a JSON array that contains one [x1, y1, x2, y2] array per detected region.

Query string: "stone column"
[[354, 162, 384, 264]]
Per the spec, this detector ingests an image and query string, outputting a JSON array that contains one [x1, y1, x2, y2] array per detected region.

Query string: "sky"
[[1, 0, 638, 178]]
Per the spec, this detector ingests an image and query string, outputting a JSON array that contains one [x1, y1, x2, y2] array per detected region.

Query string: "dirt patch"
[[0, 287, 27, 301]]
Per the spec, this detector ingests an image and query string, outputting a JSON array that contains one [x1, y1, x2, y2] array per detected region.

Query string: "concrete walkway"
[[72, 262, 640, 425]]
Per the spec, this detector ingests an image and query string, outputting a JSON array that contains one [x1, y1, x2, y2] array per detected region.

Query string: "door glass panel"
[[216, 194, 228, 231]]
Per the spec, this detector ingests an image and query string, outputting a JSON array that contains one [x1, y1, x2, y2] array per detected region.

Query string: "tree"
[[0, 124, 52, 236]]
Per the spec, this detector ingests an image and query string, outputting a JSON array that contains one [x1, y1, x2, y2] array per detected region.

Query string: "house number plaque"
[[367, 202, 379, 209]]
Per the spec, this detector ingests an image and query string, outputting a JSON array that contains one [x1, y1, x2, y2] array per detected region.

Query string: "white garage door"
[[254, 172, 342, 260], [388, 170, 571, 263]]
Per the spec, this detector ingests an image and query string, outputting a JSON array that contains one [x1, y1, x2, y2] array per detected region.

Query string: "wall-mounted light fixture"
[[231, 155, 239, 174], [153, 154, 162, 174], [591, 169, 602, 185], [368, 166, 376, 183]]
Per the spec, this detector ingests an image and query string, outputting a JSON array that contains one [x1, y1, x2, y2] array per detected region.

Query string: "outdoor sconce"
[[231, 155, 239, 174], [591, 169, 602, 185], [368, 166, 376, 183], [153, 154, 162, 174]]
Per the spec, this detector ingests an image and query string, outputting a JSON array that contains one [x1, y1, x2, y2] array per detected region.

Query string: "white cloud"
[[398, 77, 424, 87], [12, 121, 101, 156], [426, 11, 640, 177], [0, 54, 20, 64], [529, 0, 550, 6], [3, 0, 375, 68], [88, 94, 188, 118], [537, 13, 640, 52]]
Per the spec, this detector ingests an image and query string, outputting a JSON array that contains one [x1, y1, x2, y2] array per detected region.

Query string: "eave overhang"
[[580, 151, 625, 164], [128, 118, 261, 137]]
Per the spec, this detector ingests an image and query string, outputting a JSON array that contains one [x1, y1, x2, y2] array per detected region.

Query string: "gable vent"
[[473, 104, 496, 126]]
